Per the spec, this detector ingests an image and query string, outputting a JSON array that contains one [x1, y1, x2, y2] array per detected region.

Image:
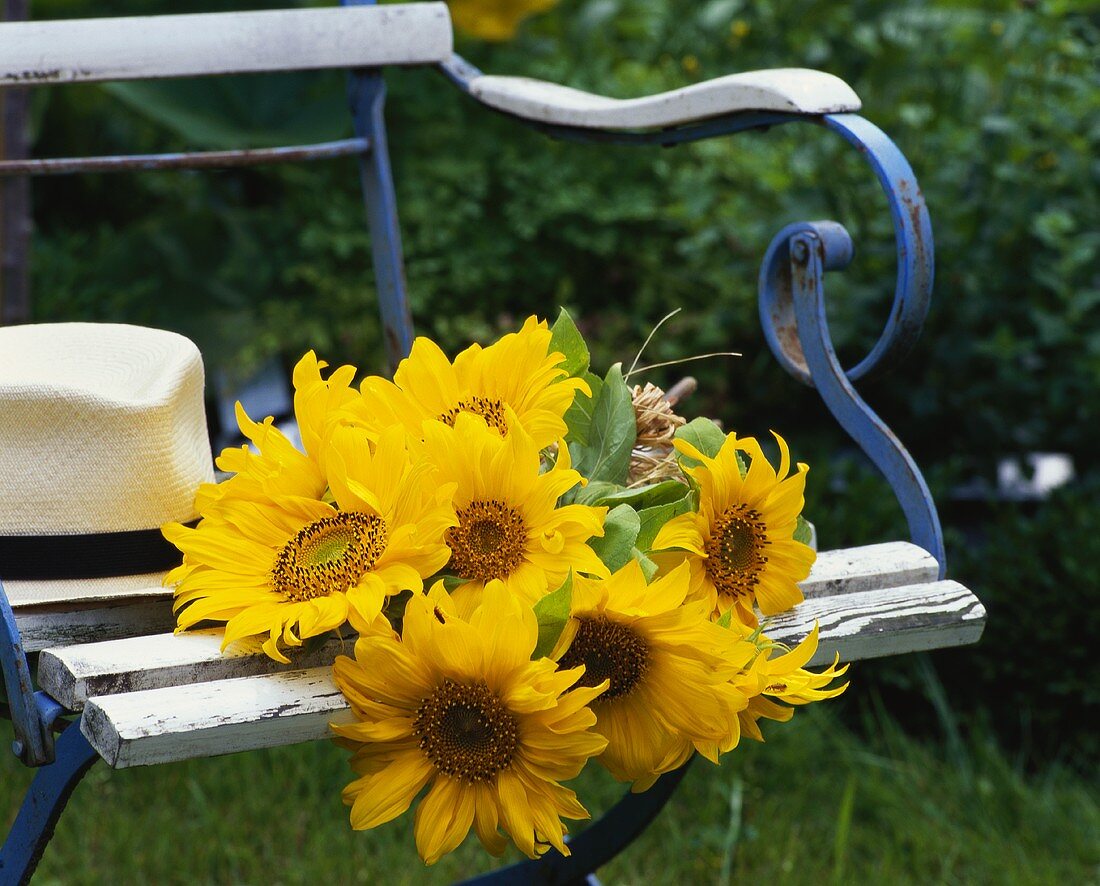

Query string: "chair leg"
[[0, 723, 99, 886]]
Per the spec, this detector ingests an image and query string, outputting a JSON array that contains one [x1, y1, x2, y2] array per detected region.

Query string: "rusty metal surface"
[[0, 137, 370, 177], [762, 225, 945, 575]]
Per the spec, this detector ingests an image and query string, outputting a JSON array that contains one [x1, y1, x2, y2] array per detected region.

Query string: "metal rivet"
[[792, 240, 810, 262], [11, 740, 24, 758]]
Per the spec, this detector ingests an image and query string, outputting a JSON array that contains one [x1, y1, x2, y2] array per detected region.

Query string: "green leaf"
[[571, 478, 688, 509], [532, 573, 574, 659], [675, 417, 745, 475], [794, 516, 816, 549], [636, 493, 694, 551], [596, 479, 690, 509], [549, 308, 590, 378], [589, 504, 641, 572], [675, 417, 727, 461], [563, 371, 603, 447], [569, 363, 636, 485], [632, 548, 659, 582], [571, 480, 622, 506]]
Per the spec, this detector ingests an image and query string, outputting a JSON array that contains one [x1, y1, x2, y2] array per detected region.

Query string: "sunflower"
[[550, 560, 755, 791], [291, 350, 364, 463], [353, 316, 589, 450], [331, 581, 607, 864], [195, 351, 358, 514], [734, 624, 849, 742], [164, 425, 456, 663], [650, 431, 816, 626], [417, 413, 608, 610], [448, 0, 557, 41]]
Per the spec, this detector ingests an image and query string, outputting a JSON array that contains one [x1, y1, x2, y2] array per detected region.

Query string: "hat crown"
[[0, 323, 215, 537]]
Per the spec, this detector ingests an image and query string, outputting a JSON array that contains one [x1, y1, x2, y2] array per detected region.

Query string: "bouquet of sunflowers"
[[163, 312, 846, 864]]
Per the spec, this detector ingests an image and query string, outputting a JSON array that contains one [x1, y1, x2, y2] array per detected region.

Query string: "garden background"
[[2, 0, 1098, 881]]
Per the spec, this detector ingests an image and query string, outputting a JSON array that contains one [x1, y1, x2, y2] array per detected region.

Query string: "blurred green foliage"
[[23, 0, 1099, 761]]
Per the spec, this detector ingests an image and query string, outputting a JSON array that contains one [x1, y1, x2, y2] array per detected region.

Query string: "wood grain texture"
[[79, 579, 984, 768], [801, 542, 939, 598], [15, 596, 175, 653], [81, 667, 356, 768], [0, 4, 452, 86], [35, 542, 938, 708], [39, 629, 350, 711], [468, 68, 861, 130], [767, 580, 986, 668]]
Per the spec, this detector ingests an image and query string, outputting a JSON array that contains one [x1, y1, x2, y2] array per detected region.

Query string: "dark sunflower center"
[[414, 679, 518, 783], [439, 396, 509, 435], [703, 504, 769, 601], [271, 512, 387, 602], [446, 500, 527, 581], [558, 616, 649, 700]]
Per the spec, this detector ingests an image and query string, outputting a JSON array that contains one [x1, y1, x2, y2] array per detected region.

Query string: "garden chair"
[[0, 4, 985, 883]]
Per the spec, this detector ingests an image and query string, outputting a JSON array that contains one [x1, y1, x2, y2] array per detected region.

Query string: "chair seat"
[[26, 542, 986, 769], [467, 68, 861, 130], [75, 576, 983, 768]]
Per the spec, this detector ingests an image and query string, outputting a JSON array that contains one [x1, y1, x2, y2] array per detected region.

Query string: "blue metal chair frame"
[[1, 30, 943, 886]]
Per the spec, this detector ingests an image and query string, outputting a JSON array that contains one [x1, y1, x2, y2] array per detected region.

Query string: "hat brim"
[[2, 571, 173, 608]]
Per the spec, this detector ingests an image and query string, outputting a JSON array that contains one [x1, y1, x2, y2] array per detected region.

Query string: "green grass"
[[2, 705, 1097, 885]]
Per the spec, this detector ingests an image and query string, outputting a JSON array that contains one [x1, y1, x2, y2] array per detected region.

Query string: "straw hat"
[[0, 322, 214, 606]]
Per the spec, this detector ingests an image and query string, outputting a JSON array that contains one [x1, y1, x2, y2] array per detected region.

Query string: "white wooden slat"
[[467, 68, 861, 130], [39, 629, 348, 711], [81, 667, 355, 768], [766, 580, 986, 668], [0, 4, 452, 86], [36, 543, 939, 709], [81, 579, 984, 768], [801, 542, 939, 598], [15, 596, 175, 653]]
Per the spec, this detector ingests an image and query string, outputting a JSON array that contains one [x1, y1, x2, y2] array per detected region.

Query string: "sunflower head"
[[732, 623, 849, 742], [416, 413, 608, 610], [352, 316, 590, 450], [650, 430, 816, 625], [165, 424, 456, 663], [552, 560, 753, 789], [331, 581, 608, 863]]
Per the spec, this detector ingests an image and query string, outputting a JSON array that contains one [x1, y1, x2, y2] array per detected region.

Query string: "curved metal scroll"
[[0, 723, 99, 886], [759, 114, 934, 384], [757, 116, 944, 574]]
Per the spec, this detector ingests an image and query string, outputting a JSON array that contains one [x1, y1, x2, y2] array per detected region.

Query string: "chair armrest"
[[454, 64, 860, 130]]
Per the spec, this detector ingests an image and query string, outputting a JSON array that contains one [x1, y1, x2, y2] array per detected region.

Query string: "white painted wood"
[[467, 68, 860, 129], [801, 542, 939, 598], [40, 629, 349, 711], [15, 596, 175, 653], [79, 578, 984, 768], [767, 580, 987, 668], [33, 542, 937, 708], [81, 667, 356, 768], [0, 4, 452, 86]]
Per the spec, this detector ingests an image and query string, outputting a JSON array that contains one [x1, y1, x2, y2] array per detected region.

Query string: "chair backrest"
[[0, 3, 453, 86], [0, 3, 438, 368]]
